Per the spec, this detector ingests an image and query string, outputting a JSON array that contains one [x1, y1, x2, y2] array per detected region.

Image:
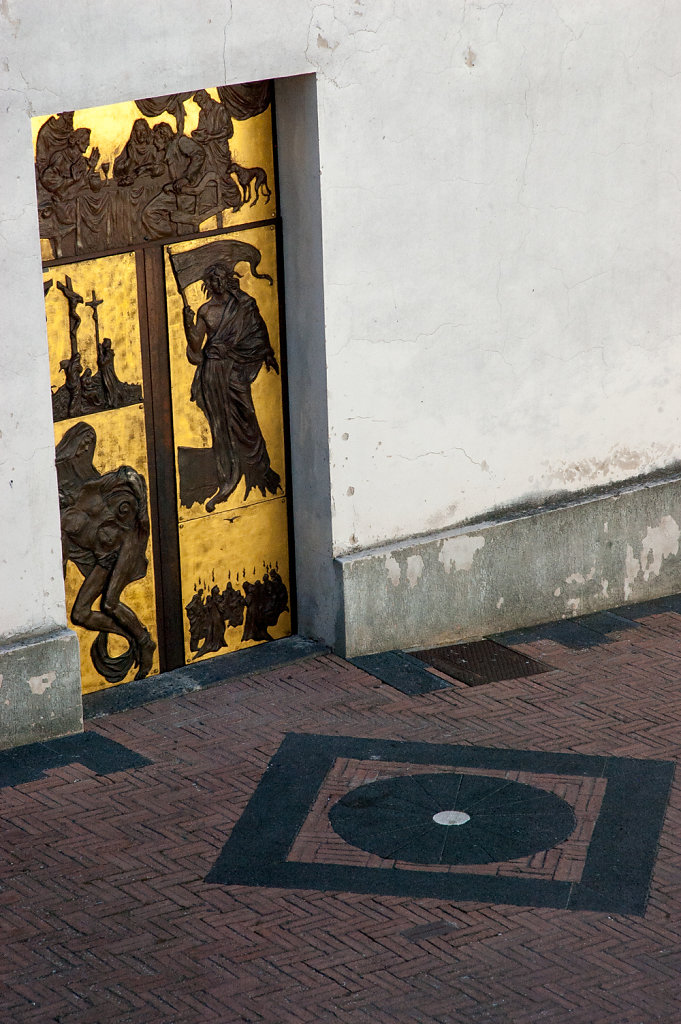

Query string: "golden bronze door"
[[35, 83, 292, 693]]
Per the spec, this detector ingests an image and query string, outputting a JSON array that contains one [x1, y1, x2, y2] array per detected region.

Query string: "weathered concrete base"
[[337, 477, 681, 657], [0, 629, 82, 750]]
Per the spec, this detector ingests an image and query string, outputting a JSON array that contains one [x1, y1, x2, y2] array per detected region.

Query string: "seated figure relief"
[[34, 84, 272, 259]]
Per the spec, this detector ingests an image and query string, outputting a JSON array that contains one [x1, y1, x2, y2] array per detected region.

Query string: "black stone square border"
[[206, 733, 675, 916]]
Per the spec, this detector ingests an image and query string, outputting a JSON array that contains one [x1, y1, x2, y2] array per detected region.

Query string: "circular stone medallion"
[[433, 810, 470, 826], [329, 772, 576, 865]]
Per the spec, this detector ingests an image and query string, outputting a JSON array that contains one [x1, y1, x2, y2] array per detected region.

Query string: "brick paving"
[[2, 603, 681, 1022]]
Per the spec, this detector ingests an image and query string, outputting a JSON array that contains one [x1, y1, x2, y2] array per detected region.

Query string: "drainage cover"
[[411, 639, 551, 686]]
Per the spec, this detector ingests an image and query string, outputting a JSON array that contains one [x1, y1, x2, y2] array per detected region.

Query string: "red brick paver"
[[2, 611, 681, 1023]]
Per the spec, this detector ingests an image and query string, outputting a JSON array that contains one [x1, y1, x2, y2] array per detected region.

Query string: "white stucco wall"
[[313, 1, 681, 554], [2, 0, 681, 644]]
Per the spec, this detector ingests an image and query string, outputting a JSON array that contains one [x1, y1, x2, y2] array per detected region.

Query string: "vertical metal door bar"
[[136, 247, 186, 672]]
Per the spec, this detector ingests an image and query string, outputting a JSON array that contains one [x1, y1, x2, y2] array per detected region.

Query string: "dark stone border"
[[492, 595, 681, 650], [83, 635, 328, 719], [348, 651, 452, 695], [206, 733, 674, 916], [0, 731, 151, 788]]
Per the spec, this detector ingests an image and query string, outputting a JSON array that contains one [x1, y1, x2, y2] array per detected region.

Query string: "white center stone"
[[432, 810, 470, 826]]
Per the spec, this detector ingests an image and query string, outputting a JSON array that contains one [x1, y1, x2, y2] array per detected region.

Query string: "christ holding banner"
[[173, 240, 281, 512]]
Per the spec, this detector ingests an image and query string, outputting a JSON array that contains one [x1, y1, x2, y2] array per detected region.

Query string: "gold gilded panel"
[[38, 80, 290, 679], [180, 497, 291, 662], [163, 225, 286, 522], [33, 83, 275, 260], [54, 406, 159, 693], [44, 253, 143, 421]]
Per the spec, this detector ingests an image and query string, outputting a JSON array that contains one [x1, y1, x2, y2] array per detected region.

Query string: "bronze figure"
[[56, 422, 156, 683], [185, 565, 287, 657], [242, 568, 288, 642], [51, 279, 142, 421], [186, 581, 246, 657], [191, 90, 242, 213], [180, 256, 280, 511]]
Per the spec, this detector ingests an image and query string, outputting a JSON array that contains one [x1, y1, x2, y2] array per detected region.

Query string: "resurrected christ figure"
[[182, 261, 281, 512]]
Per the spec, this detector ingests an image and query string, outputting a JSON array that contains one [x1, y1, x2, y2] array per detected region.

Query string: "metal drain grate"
[[410, 639, 551, 687]]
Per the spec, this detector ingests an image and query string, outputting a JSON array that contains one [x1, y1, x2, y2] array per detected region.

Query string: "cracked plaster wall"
[[2, 0, 681, 645]]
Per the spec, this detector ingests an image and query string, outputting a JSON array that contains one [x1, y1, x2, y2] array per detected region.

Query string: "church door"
[[35, 82, 292, 693]]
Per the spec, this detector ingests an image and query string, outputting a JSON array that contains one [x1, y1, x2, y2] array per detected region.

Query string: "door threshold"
[[83, 635, 327, 719]]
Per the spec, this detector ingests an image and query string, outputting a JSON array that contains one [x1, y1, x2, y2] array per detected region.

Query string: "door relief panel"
[[33, 83, 276, 262], [164, 227, 285, 519], [164, 227, 290, 661], [181, 499, 291, 661], [45, 252, 144, 421], [46, 254, 159, 693]]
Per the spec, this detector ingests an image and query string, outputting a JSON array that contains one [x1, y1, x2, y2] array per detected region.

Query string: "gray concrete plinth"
[[0, 629, 82, 750], [337, 476, 681, 657]]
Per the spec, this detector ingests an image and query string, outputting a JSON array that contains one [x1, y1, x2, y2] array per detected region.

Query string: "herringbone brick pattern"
[[2, 607, 681, 1022]]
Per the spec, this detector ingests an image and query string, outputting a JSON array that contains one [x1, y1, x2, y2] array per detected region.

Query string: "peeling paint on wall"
[[439, 535, 485, 574], [406, 554, 424, 589], [27, 671, 55, 695], [566, 573, 585, 585], [544, 445, 677, 490], [385, 553, 401, 587], [565, 567, 596, 586], [624, 544, 640, 601], [641, 516, 680, 580], [624, 515, 680, 599]]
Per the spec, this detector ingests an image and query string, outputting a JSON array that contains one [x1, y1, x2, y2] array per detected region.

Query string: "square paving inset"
[[206, 733, 674, 915], [288, 757, 607, 884]]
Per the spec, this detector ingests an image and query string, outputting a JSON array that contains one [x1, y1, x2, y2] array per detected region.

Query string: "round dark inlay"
[[329, 772, 576, 865]]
